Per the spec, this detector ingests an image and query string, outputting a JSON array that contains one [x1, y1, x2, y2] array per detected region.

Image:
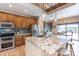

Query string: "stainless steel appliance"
[[32, 24, 44, 36], [0, 22, 15, 51], [0, 22, 14, 28], [32, 24, 39, 36]]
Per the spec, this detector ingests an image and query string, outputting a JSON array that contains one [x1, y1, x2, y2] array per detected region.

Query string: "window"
[[57, 23, 79, 40], [57, 24, 67, 40], [67, 24, 78, 40]]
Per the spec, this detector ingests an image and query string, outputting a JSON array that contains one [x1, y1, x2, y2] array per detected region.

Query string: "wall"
[[56, 3, 79, 19], [57, 16, 79, 24], [46, 3, 79, 24]]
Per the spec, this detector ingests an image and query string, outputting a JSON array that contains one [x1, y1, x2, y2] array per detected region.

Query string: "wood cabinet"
[[22, 17, 27, 28], [31, 19, 37, 25], [0, 13, 8, 21], [15, 35, 25, 47], [14, 16, 37, 28], [15, 35, 31, 47], [7, 14, 14, 22], [0, 12, 14, 23], [0, 12, 37, 47], [22, 17, 37, 28], [26, 18, 31, 28], [29, 18, 37, 25], [0, 12, 37, 28], [26, 18, 37, 28], [14, 16, 24, 28]]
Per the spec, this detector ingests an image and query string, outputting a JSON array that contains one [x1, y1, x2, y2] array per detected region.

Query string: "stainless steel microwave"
[[0, 22, 14, 28]]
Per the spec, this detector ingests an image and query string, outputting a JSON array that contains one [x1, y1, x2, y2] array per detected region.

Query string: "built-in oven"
[[0, 32, 14, 37], [1, 42, 13, 49], [0, 22, 14, 28], [0, 36, 15, 51], [0, 22, 15, 51], [0, 42, 14, 51], [1, 37, 14, 41]]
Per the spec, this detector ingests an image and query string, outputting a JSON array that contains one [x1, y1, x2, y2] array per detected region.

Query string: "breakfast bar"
[[25, 36, 69, 56]]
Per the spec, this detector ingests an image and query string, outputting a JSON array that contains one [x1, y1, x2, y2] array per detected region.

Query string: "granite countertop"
[[25, 36, 69, 55], [15, 33, 31, 36]]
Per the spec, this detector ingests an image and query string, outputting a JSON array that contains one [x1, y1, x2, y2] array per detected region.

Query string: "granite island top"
[[25, 36, 69, 55], [15, 33, 31, 36]]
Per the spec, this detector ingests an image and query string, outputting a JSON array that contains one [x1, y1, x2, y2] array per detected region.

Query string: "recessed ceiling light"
[[50, 16, 52, 20], [42, 13, 46, 19], [9, 4, 12, 8], [34, 13, 37, 15], [25, 9, 27, 13]]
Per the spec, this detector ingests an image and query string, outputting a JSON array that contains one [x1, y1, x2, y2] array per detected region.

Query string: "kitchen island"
[[25, 36, 69, 56]]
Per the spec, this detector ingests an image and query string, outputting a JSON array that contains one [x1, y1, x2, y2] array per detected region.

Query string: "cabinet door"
[[22, 17, 27, 28], [15, 40, 24, 47], [7, 14, 14, 22], [22, 36, 25, 44], [0, 13, 14, 23], [15, 36, 23, 41], [14, 16, 23, 28], [31, 19, 37, 25], [26, 40, 41, 56], [27, 18, 37, 28], [26, 18, 30, 28], [15, 36, 25, 47], [0, 13, 8, 21]]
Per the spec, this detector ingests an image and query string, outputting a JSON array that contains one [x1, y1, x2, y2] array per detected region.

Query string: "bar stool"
[[61, 41, 75, 56], [62, 49, 71, 56]]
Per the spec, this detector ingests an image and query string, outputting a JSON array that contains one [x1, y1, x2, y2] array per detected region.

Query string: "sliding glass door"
[[57, 25, 66, 32], [57, 23, 79, 56], [67, 24, 78, 41], [57, 23, 79, 41], [57, 24, 67, 40]]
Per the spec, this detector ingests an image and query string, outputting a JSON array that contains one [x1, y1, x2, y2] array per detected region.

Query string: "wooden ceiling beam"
[[32, 3, 75, 14], [47, 3, 75, 14], [33, 3, 49, 10], [45, 3, 67, 12]]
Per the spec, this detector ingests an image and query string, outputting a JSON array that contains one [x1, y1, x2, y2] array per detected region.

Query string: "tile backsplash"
[[15, 28, 31, 34]]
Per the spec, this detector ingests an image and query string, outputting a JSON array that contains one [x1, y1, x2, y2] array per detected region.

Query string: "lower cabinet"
[[15, 35, 31, 47], [15, 40, 24, 47], [26, 40, 42, 56], [15, 36, 25, 47]]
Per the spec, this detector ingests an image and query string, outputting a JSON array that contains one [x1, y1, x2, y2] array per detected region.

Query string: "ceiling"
[[0, 3, 43, 17], [0, 3, 75, 17], [33, 3, 67, 12], [33, 3, 57, 10]]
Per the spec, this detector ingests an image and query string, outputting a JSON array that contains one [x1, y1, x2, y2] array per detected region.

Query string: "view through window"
[[57, 23, 79, 41], [57, 23, 79, 56]]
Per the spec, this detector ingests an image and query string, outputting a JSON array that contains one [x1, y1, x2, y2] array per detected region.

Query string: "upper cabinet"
[[22, 17, 28, 28], [0, 13, 8, 21], [0, 12, 14, 23], [22, 17, 37, 28], [7, 14, 15, 22], [30, 18, 37, 25], [14, 15, 37, 28], [14, 15, 24, 28], [0, 12, 37, 28]]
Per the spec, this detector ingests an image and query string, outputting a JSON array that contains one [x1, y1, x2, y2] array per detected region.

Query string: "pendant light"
[[49, 3, 57, 21], [50, 13, 53, 21], [54, 3, 57, 22], [41, 3, 46, 20]]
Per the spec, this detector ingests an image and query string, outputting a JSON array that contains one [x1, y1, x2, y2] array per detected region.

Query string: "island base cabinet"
[[26, 41, 42, 56]]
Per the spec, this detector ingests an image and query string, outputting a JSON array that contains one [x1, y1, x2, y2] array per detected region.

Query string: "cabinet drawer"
[[15, 40, 24, 47], [15, 36, 23, 41]]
